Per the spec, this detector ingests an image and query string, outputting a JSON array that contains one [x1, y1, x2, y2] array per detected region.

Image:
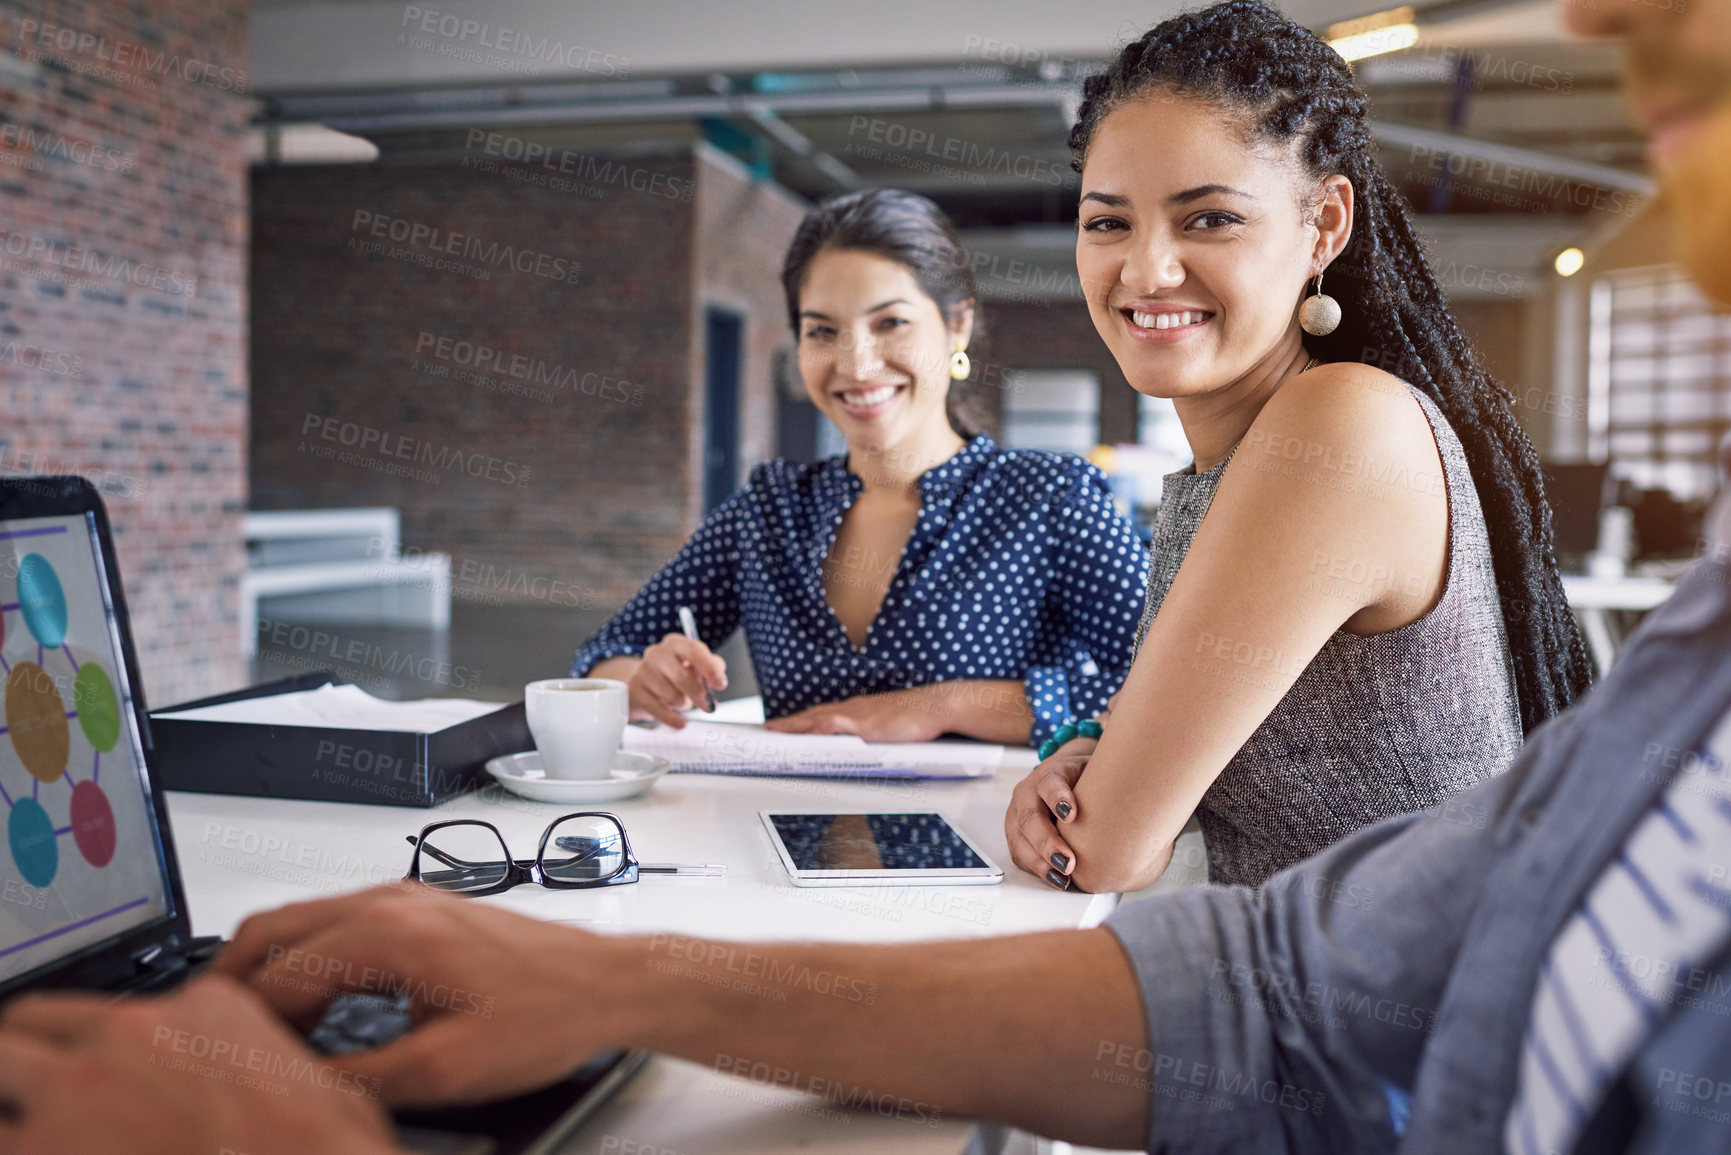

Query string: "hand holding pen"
[[586, 607, 727, 728], [677, 606, 719, 714]]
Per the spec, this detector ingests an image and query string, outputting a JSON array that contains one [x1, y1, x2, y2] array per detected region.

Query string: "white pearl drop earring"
[[1298, 273, 1341, 337]]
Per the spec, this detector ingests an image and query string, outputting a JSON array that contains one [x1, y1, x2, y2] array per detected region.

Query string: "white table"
[[1562, 573, 1677, 674], [165, 716, 1115, 1154]]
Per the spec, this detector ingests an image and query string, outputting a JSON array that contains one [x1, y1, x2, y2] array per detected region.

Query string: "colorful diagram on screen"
[[0, 514, 164, 982], [0, 531, 120, 893]]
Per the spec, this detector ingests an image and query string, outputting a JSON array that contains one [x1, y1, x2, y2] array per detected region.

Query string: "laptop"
[[0, 475, 644, 1155]]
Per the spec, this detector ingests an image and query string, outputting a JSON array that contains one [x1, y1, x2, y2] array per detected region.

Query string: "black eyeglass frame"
[[404, 811, 639, 898]]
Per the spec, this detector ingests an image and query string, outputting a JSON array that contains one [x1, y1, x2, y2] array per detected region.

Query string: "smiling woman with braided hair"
[[1006, 0, 1593, 892]]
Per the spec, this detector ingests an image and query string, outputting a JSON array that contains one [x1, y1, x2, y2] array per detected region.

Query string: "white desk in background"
[[165, 699, 1120, 1155], [1562, 572, 1678, 674]]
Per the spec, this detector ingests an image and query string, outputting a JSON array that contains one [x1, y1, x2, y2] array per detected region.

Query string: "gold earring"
[[949, 344, 972, 380], [1298, 273, 1341, 337]]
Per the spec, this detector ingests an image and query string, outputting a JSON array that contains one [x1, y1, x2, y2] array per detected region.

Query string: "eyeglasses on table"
[[404, 811, 723, 898]]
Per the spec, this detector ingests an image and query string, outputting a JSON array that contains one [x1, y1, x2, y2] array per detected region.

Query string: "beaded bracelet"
[[1038, 717, 1103, 761]]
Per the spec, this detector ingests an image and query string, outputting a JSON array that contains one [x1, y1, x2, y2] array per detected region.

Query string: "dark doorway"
[[704, 307, 744, 513]]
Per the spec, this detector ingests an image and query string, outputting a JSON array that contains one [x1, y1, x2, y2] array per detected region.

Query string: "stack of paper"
[[159, 687, 1006, 779], [621, 720, 1000, 779], [154, 683, 503, 733]]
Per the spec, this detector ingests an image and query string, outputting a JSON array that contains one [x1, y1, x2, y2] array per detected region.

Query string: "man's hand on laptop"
[[0, 973, 400, 1155], [216, 883, 615, 1107]]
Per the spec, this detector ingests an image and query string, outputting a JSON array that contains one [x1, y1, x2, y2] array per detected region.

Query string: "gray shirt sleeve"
[[1104, 710, 1584, 1154]]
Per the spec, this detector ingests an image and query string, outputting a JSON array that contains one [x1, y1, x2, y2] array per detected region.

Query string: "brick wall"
[[0, 1, 251, 706], [981, 299, 1140, 443], [693, 146, 807, 495], [251, 145, 808, 615]]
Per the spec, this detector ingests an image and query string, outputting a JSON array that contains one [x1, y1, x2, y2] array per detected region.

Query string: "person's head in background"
[[1067, 0, 1591, 733], [1564, 0, 1731, 303], [781, 189, 983, 478]]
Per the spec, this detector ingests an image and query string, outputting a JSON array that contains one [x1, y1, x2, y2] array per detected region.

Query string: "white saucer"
[[484, 750, 669, 803]]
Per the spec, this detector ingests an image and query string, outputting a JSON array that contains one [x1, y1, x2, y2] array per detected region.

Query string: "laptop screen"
[[0, 512, 171, 981]]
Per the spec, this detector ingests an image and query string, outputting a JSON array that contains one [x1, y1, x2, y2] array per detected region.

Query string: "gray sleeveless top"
[[1136, 384, 1522, 888]]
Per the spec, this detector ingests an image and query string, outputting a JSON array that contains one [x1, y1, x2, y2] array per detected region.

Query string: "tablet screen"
[[767, 812, 987, 871]]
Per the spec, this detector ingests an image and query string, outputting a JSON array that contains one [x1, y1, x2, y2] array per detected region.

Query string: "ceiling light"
[[1326, 7, 1418, 63], [248, 124, 380, 166], [1555, 247, 1586, 277]]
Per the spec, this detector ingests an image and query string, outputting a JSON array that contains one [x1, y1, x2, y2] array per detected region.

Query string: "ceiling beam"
[[283, 82, 1076, 136], [1371, 120, 1654, 194]]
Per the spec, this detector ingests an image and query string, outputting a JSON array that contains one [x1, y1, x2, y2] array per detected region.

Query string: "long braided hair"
[[1071, 0, 1592, 733]]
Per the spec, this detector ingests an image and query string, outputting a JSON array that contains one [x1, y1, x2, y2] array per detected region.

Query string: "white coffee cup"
[[524, 678, 628, 780]]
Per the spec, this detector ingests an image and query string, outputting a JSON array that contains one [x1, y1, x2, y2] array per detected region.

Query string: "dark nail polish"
[[1045, 868, 1070, 890], [1055, 801, 1072, 819], [1050, 852, 1070, 871]]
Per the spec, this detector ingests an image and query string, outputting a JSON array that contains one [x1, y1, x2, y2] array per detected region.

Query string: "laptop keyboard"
[[119, 935, 225, 994], [308, 991, 415, 1054], [116, 945, 414, 1060]]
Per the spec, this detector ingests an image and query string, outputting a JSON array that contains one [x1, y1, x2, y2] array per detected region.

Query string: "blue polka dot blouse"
[[570, 434, 1149, 747]]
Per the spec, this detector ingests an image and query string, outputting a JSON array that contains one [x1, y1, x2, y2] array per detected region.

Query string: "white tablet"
[[759, 810, 1005, 887]]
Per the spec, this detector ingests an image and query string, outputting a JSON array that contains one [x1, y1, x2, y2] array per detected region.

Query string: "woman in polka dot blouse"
[[573, 189, 1148, 748]]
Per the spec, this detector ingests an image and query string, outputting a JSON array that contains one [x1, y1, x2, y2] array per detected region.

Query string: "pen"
[[552, 837, 727, 877], [676, 604, 718, 713]]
